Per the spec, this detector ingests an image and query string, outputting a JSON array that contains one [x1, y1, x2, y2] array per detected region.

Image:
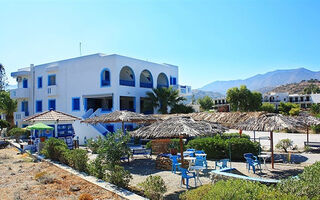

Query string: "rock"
[[11, 172, 16, 175], [8, 166, 12, 170], [69, 185, 81, 192]]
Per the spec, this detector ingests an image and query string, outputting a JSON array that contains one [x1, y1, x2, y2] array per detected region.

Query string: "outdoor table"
[[184, 157, 196, 169], [189, 165, 206, 186], [258, 154, 270, 169]]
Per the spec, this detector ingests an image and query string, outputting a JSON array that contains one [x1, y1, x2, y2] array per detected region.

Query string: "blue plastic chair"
[[180, 168, 196, 189], [195, 151, 208, 168], [195, 156, 205, 167], [170, 155, 181, 174], [244, 153, 261, 170], [186, 149, 196, 152], [215, 159, 229, 169], [246, 157, 261, 173]]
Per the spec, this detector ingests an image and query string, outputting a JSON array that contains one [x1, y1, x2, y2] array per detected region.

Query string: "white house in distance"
[[10, 53, 190, 144]]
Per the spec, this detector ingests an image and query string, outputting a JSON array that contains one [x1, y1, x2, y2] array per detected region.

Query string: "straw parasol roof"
[[293, 112, 320, 126], [234, 113, 305, 132], [24, 110, 81, 123], [81, 110, 159, 124], [130, 116, 228, 139]]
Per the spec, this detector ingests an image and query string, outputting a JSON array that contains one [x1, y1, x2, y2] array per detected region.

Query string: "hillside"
[[200, 68, 320, 94], [268, 80, 320, 94], [183, 89, 224, 104]]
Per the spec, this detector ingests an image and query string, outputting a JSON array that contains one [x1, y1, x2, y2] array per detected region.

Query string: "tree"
[[0, 64, 8, 91], [279, 102, 300, 116], [0, 119, 10, 137], [310, 104, 320, 115], [7, 127, 30, 142], [226, 85, 262, 112], [304, 84, 320, 94], [146, 87, 185, 114], [276, 139, 293, 153], [170, 103, 195, 114], [260, 103, 276, 113], [198, 96, 214, 111], [0, 91, 17, 127]]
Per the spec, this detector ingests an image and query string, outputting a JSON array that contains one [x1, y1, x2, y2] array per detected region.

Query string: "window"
[[48, 99, 56, 110], [101, 69, 110, 87], [21, 101, 29, 116], [36, 100, 42, 112], [72, 98, 80, 111], [23, 79, 28, 88], [48, 74, 56, 86], [170, 77, 177, 85], [37, 77, 42, 88]]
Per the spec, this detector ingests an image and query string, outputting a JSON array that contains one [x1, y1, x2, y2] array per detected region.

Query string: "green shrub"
[[275, 138, 293, 153], [138, 175, 167, 200], [186, 136, 259, 161], [311, 104, 320, 115], [7, 127, 30, 142], [88, 156, 107, 179], [145, 140, 152, 149], [279, 102, 300, 115], [289, 107, 300, 116], [221, 132, 250, 140], [105, 165, 132, 188], [260, 103, 276, 113], [67, 149, 88, 172], [311, 124, 320, 134], [277, 162, 320, 199], [41, 137, 69, 162], [86, 136, 104, 154], [180, 179, 305, 200]]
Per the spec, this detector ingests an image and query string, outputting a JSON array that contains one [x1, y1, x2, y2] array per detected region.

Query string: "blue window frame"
[[21, 101, 29, 116], [48, 74, 56, 86], [101, 68, 111, 87], [36, 100, 42, 113], [48, 99, 56, 110], [170, 76, 177, 85], [23, 79, 28, 88], [37, 77, 43, 88], [72, 97, 80, 111]]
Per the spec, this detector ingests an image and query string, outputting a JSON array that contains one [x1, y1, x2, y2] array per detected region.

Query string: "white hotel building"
[[10, 53, 191, 144]]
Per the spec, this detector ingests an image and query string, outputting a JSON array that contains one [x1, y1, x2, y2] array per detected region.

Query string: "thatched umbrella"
[[81, 110, 159, 132], [235, 113, 305, 169], [294, 113, 320, 143], [131, 116, 228, 167]]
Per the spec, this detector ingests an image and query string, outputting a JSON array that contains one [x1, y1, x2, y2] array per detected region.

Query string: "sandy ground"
[[0, 146, 123, 200], [124, 155, 312, 200]]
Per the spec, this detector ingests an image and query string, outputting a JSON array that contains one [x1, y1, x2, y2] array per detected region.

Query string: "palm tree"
[[0, 91, 17, 128], [146, 87, 185, 114]]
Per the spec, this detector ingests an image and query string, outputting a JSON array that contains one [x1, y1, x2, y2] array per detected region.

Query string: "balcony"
[[120, 80, 135, 87], [140, 82, 153, 88], [10, 88, 29, 99], [47, 85, 57, 96]]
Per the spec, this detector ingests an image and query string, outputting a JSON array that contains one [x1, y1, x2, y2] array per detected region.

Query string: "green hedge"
[[180, 179, 305, 200], [186, 135, 259, 161]]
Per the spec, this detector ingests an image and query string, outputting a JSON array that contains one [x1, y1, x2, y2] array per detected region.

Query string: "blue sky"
[[1, 0, 320, 89]]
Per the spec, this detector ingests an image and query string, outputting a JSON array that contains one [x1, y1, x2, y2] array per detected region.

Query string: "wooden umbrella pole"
[[307, 126, 309, 144], [270, 131, 274, 169], [179, 135, 184, 168]]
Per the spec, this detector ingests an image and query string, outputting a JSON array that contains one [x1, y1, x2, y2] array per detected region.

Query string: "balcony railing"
[[10, 88, 28, 99], [140, 82, 153, 88], [47, 85, 57, 96], [120, 80, 135, 87], [157, 84, 169, 88]]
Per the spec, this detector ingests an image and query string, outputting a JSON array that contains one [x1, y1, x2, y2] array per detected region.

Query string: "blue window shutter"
[[36, 101, 42, 112], [23, 79, 28, 88], [38, 77, 42, 88], [49, 99, 56, 110], [72, 98, 80, 111]]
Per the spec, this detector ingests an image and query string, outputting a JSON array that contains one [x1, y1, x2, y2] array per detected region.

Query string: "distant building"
[[213, 97, 229, 112], [10, 53, 190, 144], [263, 92, 320, 109]]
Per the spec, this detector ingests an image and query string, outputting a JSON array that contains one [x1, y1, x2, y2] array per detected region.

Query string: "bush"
[[275, 139, 293, 153], [311, 124, 320, 134], [221, 132, 250, 140], [311, 104, 320, 115], [66, 149, 88, 172], [145, 140, 152, 149], [88, 156, 107, 179], [34, 171, 56, 184], [186, 136, 259, 161], [180, 179, 305, 200], [279, 102, 300, 115], [289, 107, 300, 116], [7, 127, 30, 142], [105, 165, 132, 188], [41, 137, 69, 162], [86, 136, 104, 154], [277, 162, 320, 199], [138, 175, 167, 200], [260, 103, 275, 113]]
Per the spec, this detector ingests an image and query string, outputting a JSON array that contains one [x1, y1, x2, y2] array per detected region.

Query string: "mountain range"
[[199, 68, 320, 94]]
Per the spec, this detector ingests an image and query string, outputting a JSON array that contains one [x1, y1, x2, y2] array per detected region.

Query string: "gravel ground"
[[0, 146, 123, 200], [124, 155, 311, 200]]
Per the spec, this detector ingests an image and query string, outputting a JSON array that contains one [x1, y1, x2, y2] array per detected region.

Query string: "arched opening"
[[140, 70, 153, 88], [119, 66, 135, 87], [101, 68, 110, 87], [157, 73, 169, 88]]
